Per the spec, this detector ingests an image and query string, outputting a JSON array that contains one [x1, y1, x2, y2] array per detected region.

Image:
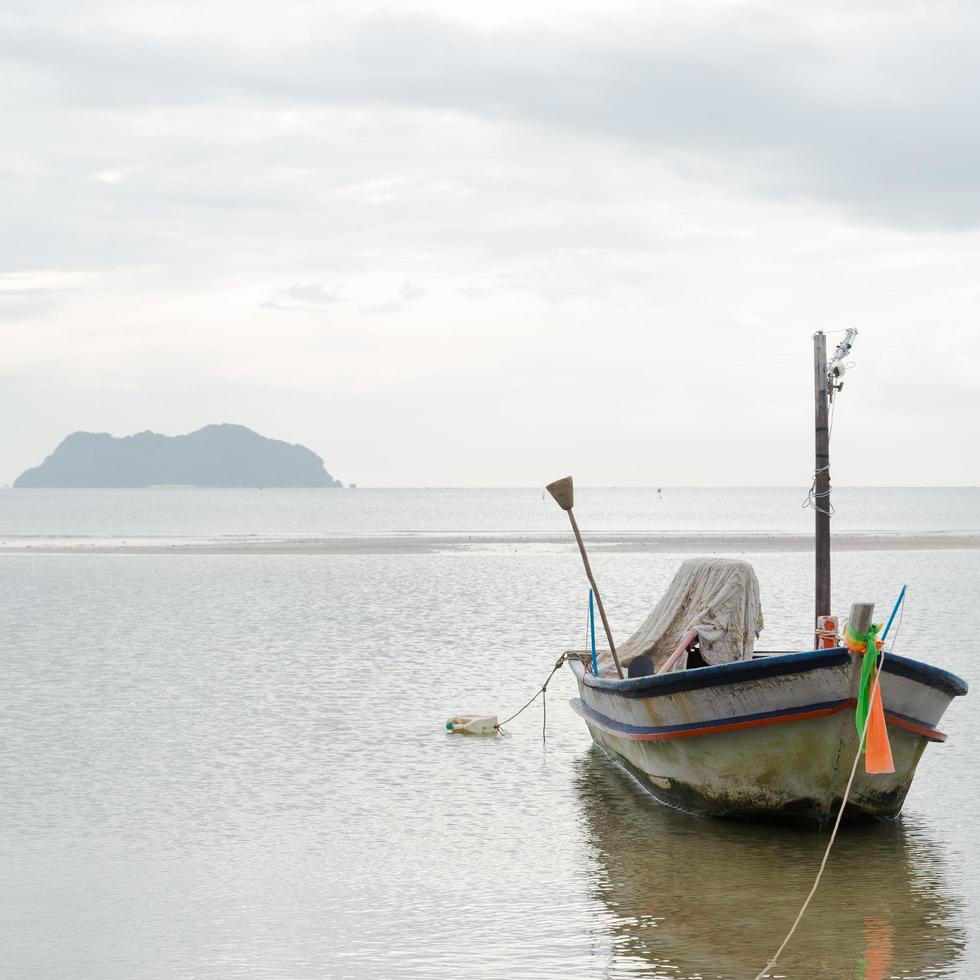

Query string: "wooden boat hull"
[[568, 648, 967, 828]]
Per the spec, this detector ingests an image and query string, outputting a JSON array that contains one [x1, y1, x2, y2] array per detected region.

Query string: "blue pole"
[[881, 584, 907, 642], [589, 589, 598, 675]]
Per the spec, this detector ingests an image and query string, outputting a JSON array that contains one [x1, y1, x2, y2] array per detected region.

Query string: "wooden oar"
[[546, 476, 624, 679]]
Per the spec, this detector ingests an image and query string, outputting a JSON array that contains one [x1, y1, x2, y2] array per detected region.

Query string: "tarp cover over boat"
[[597, 558, 764, 676]]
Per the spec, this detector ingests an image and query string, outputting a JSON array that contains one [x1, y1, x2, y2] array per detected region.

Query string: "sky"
[[2, 0, 979, 487]]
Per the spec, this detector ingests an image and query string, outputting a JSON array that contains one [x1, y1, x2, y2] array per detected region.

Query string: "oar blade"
[[546, 476, 574, 511]]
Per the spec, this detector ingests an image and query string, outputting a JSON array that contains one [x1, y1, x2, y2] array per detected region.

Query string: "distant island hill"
[[13, 424, 343, 488]]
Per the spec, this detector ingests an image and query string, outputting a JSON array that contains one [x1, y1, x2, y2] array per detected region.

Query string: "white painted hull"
[[568, 648, 967, 827]]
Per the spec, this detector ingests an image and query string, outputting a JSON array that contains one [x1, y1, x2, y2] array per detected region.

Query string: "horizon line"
[[2, 484, 978, 491]]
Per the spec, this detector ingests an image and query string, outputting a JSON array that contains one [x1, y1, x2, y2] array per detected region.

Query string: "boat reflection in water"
[[574, 749, 965, 978]]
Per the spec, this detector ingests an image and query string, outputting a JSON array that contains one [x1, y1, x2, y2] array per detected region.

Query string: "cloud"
[[2, 2, 980, 485], [262, 282, 343, 310], [362, 281, 427, 315], [0, 269, 95, 318], [4, 3, 980, 227], [0, 287, 56, 319], [93, 166, 140, 184]]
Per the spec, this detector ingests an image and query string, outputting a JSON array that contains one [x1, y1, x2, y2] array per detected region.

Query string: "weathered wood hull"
[[568, 648, 967, 828]]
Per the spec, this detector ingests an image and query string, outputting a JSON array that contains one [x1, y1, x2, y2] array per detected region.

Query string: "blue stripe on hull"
[[882, 653, 969, 698], [582, 647, 968, 700]]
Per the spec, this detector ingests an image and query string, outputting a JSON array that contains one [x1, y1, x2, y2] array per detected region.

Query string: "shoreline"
[[1, 531, 978, 556]]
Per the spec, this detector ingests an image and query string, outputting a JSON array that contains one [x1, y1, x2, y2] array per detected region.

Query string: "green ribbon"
[[847, 621, 881, 749]]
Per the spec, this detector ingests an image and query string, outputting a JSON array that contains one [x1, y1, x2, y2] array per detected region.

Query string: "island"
[[13, 424, 343, 488]]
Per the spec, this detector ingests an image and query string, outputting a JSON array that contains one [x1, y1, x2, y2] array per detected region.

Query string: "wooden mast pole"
[[546, 476, 625, 679], [814, 331, 831, 629]]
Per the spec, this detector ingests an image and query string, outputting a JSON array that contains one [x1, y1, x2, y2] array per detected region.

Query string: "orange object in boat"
[[815, 614, 839, 649], [866, 674, 896, 773]]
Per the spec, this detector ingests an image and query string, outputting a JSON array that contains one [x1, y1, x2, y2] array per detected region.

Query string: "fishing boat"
[[549, 331, 968, 828]]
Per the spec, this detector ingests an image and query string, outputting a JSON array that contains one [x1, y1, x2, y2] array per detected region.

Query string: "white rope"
[[752, 607, 904, 979], [803, 465, 834, 517], [803, 398, 836, 517], [814, 623, 840, 646]]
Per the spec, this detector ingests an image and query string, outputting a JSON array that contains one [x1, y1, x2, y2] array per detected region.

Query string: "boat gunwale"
[[574, 647, 968, 699]]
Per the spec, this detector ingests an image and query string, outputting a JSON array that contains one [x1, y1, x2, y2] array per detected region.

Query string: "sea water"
[[1, 488, 978, 978]]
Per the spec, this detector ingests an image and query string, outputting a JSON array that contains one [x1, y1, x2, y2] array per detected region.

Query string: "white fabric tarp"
[[596, 557, 764, 676]]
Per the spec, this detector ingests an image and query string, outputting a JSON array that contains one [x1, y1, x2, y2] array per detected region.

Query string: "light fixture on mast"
[[827, 328, 858, 401]]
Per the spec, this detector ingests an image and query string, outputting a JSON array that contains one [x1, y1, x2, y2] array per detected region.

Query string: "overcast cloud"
[[2, 0, 979, 486]]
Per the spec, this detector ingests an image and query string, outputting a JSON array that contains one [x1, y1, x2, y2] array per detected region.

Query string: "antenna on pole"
[[827, 328, 858, 402]]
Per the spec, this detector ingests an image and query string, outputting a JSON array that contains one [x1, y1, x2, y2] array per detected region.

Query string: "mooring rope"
[[496, 600, 596, 739], [494, 653, 573, 739], [752, 602, 905, 979]]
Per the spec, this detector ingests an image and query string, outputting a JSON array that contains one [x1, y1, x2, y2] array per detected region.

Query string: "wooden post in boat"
[[848, 602, 875, 636], [814, 331, 832, 633], [546, 476, 625, 679]]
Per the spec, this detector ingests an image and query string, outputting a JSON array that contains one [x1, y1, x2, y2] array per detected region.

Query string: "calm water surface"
[[1, 489, 977, 978], [1, 486, 979, 542]]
